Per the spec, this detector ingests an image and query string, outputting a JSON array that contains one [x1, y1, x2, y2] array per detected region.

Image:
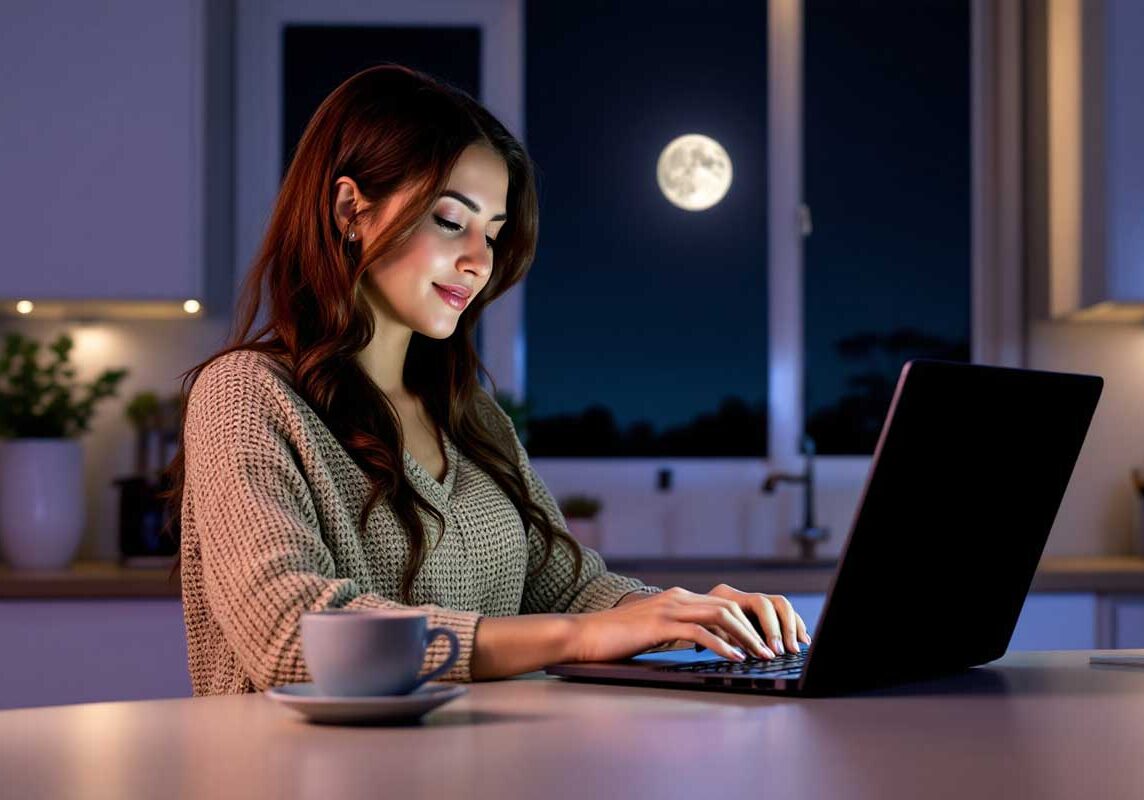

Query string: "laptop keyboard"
[[658, 643, 809, 676]]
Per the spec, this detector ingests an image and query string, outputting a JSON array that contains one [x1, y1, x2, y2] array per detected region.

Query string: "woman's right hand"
[[569, 586, 777, 663]]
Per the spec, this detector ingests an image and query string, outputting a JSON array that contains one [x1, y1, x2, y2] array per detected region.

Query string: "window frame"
[[492, 0, 1024, 535], [235, 0, 1023, 551]]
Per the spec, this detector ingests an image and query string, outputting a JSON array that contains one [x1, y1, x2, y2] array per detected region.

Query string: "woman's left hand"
[[701, 583, 811, 657]]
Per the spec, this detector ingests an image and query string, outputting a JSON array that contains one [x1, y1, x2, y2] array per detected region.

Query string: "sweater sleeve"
[[183, 357, 482, 690], [473, 390, 664, 615]]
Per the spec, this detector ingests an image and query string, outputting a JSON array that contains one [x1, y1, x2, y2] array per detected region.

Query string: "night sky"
[[523, 0, 769, 437], [803, 0, 970, 421], [523, 0, 970, 455]]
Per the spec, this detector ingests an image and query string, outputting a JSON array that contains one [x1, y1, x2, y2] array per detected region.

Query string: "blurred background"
[[1, 0, 1142, 708]]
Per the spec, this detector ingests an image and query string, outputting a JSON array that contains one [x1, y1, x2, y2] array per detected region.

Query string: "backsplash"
[[1, 316, 1142, 563]]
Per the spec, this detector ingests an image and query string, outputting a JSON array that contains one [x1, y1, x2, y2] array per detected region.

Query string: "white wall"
[[1027, 322, 1144, 555]]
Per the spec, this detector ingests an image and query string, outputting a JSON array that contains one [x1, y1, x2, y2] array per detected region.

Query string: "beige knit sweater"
[[179, 349, 662, 695]]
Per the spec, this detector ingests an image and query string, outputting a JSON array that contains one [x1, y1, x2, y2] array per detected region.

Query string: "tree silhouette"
[[525, 394, 767, 457], [806, 326, 969, 454]]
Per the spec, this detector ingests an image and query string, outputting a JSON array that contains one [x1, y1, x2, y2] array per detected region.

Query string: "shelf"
[[0, 561, 180, 599]]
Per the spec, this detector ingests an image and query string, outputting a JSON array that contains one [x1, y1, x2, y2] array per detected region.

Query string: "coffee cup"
[[300, 608, 460, 696]]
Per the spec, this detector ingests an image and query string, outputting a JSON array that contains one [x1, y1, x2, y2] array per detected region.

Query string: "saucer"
[[265, 681, 467, 725]]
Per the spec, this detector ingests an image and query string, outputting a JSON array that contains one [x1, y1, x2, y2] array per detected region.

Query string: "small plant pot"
[[0, 438, 85, 570], [566, 517, 603, 552]]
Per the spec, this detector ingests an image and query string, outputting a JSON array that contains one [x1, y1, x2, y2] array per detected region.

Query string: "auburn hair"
[[158, 63, 583, 604]]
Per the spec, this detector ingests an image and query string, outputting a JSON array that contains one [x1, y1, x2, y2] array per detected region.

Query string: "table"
[[2, 650, 1144, 799]]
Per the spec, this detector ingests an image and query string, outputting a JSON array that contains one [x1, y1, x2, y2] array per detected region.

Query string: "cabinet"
[[0, 1, 227, 310], [1038, 0, 1144, 320], [0, 599, 189, 711], [794, 592, 1131, 651], [0, 591, 1142, 711]]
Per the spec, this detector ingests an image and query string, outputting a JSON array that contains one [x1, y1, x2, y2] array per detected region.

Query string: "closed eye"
[[434, 216, 496, 249]]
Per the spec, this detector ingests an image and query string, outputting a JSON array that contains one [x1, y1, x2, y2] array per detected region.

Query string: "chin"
[[417, 320, 461, 340]]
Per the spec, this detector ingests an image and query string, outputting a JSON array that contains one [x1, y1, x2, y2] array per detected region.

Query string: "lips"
[[433, 284, 471, 311], [433, 283, 472, 300]]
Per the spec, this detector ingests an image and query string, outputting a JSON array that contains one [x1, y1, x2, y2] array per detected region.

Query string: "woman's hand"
[[701, 583, 811, 657], [569, 585, 810, 663]]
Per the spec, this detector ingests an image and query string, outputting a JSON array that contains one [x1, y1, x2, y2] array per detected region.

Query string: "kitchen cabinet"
[[0, 589, 1141, 711], [1038, 0, 1144, 320], [0, 0, 229, 312], [1099, 595, 1144, 649], [0, 599, 189, 711], [792, 592, 1101, 651]]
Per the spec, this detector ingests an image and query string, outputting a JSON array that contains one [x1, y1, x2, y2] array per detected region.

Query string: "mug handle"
[[412, 626, 460, 689]]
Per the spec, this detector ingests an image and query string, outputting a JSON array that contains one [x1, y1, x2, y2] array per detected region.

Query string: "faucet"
[[762, 435, 831, 560]]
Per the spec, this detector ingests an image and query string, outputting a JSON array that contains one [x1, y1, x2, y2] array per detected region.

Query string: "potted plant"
[[558, 493, 604, 552], [116, 390, 182, 565], [0, 332, 128, 570]]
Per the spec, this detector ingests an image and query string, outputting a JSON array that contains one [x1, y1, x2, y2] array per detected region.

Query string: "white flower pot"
[[0, 438, 85, 570]]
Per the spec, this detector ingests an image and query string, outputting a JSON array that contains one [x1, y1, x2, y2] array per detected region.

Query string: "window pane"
[[803, 0, 971, 455], [281, 25, 481, 178], [523, 0, 768, 457]]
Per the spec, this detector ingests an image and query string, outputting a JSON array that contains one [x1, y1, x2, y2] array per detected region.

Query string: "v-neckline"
[[403, 430, 457, 496], [252, 350, 458, 504]]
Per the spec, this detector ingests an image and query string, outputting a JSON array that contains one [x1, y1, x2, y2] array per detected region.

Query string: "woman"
[[162, 64, 809, 696]]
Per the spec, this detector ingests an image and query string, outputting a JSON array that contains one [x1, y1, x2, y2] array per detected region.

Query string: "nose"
[[458, 228, 493, 278]]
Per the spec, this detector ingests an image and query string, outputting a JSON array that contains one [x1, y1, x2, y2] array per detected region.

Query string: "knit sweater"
[[179, 348, 663, 695]]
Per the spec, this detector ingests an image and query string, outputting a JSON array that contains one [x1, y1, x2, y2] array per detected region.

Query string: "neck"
[[355, 294, 414, 401]]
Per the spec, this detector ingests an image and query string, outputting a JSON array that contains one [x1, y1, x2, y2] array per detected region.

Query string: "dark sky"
[[803, 0, 970, 415], [523, 0, 769, 434], [523, 0, 968, 441]]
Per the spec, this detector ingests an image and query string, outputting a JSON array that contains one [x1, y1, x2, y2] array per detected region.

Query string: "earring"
[[347, 229, 357, 241]]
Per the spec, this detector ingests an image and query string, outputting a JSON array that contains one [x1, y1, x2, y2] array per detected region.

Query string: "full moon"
[[656, 134, 733, 211]]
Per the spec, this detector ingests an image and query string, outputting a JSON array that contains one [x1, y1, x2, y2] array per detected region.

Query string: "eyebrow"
[[442, 190, 507, 222]]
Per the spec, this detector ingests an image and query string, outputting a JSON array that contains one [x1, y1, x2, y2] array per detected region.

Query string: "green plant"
[[126, 391, 161, 428], [559, 494, 603, 519], [0, 332, 129, 438]]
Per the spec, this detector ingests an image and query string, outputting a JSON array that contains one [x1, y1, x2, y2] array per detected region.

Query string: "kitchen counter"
[[2, 555, 1144, 599], [2, 650, 1144, 799], [0, 560, 179, 599]]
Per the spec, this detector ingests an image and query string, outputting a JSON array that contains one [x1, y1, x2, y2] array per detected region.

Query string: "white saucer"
[[265, 681, 467, 725]]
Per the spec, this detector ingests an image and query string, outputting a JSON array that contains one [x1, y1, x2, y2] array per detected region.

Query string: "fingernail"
[[771, 638, 784, 655], [731, 646, 746, 661]]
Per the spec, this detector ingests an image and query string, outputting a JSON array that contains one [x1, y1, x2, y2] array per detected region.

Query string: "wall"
[[1026, 322, 1144, 554]]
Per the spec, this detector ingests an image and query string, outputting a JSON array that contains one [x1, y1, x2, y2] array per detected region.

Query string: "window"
[[802, 0, 972, 455], [522, 0, 769, 458], [281, 25, 481, 177]]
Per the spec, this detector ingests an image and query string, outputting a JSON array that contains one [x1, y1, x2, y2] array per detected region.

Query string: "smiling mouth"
[[433, 284, 470, 310]]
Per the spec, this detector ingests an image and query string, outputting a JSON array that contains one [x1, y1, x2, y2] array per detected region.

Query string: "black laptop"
[[545, 359, 1103, 696]]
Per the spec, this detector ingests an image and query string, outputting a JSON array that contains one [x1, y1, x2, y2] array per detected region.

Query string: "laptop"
[[545, 359, 1103, 697]]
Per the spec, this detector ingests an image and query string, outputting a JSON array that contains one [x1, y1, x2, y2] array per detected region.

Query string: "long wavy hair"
[[158, 63, 583, 604]]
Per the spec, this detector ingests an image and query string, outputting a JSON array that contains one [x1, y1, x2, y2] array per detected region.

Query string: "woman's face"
[[346, 143, 509, 340]]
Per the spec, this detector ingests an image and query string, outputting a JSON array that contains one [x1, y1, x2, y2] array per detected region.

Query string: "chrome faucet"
[[762, 435, 831, 560]]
